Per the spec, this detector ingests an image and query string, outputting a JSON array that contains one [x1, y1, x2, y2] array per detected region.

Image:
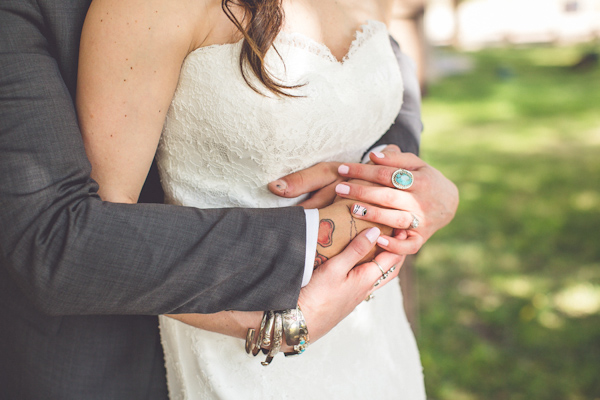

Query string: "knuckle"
[[376, 167, 391, 185], [382, 189, 396, 206], [386, 144, 401, 153], [352, 184, 365, 198], [395, 214, 408, 229]]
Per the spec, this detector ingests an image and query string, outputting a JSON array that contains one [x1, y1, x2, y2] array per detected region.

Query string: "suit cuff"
[[361, 144, 388, 164], [302, 208, 319, 287]]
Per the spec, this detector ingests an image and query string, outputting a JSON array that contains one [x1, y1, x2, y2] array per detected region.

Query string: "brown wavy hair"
[[221, 0, 300, 96]]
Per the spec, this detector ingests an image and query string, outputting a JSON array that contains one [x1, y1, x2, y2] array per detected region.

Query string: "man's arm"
[[367, 36, 423, 156], [0, 0, 306, 316]]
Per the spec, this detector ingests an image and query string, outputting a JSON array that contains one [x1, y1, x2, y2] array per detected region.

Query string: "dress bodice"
[[157, 20, 403, 209], [157, 20, 426, 400]]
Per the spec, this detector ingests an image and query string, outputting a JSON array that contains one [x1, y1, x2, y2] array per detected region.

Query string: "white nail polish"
[[377, 237, 389, 246], [372, 151, 385, 159], [335, 184, 350, 195], [338, 164, 349, 174], [366, 227, 380, 243]]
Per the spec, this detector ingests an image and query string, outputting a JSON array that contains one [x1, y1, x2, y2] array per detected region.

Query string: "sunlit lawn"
[[417, 45, 600, 400]]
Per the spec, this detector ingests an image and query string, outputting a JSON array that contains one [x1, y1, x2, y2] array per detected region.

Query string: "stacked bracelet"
[[282, 306, 309, 357], [245, 305, 309, 366]]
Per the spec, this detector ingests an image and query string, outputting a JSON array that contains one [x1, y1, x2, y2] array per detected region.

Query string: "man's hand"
[[334, 145, 459, 254]]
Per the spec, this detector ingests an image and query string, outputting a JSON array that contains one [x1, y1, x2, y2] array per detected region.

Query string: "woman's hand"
[[334, 145, 459, 254], [268, 145, 459, 255]]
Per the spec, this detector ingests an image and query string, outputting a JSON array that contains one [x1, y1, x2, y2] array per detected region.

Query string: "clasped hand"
[[269, 144, 459, 256], [264, 144, 458, 344]]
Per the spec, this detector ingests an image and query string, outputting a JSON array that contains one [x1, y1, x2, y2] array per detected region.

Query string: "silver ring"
[[391, 169, 414, 190], [372, 260, 386, 278], [409, 213, 420, 229], [374, 266, 397, 287]]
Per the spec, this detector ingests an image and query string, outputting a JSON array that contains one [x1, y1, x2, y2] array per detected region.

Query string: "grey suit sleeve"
[[0, 2, 305, 316], [367, 37, 423, 156]]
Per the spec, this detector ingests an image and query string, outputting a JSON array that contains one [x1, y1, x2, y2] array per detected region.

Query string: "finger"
[[376, 232, 424, 255], [383, 144, 401, 154], [368, 148, 426, 170], [350, 203, 420, 230], [349, 251, 404, 292], [321, 227, 381, 276], [338, 163, 420, 191], [298, 178, 344, 208], [335, 182, 419, 210], [370, 252, 404, 290], [268, 162, 341, 198]]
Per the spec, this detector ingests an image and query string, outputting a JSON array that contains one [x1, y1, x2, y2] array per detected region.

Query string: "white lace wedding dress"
[[156, 20, 426, 400]]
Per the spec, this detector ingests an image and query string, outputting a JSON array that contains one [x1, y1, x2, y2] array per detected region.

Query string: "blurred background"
[[391, 0, 600, 399]]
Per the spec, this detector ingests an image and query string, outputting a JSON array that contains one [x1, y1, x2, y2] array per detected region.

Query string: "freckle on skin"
[[110, 134, 113, 137], [124, 115, 127, 118]]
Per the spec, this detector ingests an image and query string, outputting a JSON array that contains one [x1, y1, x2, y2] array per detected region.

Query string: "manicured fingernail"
[[366, 227, 380, 243], [372, 151, 385, 159], [272, 180, 287, 192], [338, 164, 349, 174], [352, 204, 367, 216], [335, 183, 350, 195], [377, 237, 389, 246]]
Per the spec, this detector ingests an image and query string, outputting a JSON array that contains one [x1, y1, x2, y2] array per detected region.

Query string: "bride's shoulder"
[[83, 0, 216, 55]]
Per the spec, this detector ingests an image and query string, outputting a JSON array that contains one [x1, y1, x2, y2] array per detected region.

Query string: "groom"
[[0, 1, 456, 399]]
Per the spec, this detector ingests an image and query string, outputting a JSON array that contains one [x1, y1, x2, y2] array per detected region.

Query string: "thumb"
[[323, 227, 380, 276], [268, 162, 340, 198]]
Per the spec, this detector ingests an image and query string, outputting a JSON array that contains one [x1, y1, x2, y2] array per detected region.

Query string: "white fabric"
[[157, 20, 425, 400], [302, 208, 319, 287]]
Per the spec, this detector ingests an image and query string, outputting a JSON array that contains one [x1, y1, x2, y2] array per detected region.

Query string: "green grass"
[[417, 45, 600, 400]]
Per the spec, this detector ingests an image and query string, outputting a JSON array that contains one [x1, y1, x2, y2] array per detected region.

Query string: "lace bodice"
[[157, 20, 403, 209]]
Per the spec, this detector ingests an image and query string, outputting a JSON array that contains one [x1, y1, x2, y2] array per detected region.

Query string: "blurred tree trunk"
[[451, 0, 462, 48], [389, 0, 428, 95]]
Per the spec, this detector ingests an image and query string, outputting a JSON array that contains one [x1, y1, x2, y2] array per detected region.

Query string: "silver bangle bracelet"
[[261, 312, 283, 366]]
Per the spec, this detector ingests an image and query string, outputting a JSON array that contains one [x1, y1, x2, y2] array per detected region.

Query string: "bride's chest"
[[160, 20, 402, 177]]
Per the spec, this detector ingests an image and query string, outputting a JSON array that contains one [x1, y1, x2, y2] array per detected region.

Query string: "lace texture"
[[157, 20, 425, 400]]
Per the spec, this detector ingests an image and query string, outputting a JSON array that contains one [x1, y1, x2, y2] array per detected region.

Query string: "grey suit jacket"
[[0, 1, 422, 398]]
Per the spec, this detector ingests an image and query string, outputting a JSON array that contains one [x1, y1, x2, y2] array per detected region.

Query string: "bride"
[[77, 0, 426, 398]]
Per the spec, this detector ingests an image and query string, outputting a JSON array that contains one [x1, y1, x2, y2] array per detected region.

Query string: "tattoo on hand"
[[314, 251, 328, 269], [347, 205, 358, 239], [317, 219, 334, 247]]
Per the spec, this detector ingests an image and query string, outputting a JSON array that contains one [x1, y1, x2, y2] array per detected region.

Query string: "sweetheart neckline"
[[186, 19, 387, 65]]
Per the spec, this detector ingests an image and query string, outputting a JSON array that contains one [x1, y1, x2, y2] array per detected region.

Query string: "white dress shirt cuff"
[[302, 208, 319, 287]]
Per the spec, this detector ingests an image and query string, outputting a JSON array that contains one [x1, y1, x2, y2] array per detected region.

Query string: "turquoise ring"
[[391, 169, 414, 190]]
